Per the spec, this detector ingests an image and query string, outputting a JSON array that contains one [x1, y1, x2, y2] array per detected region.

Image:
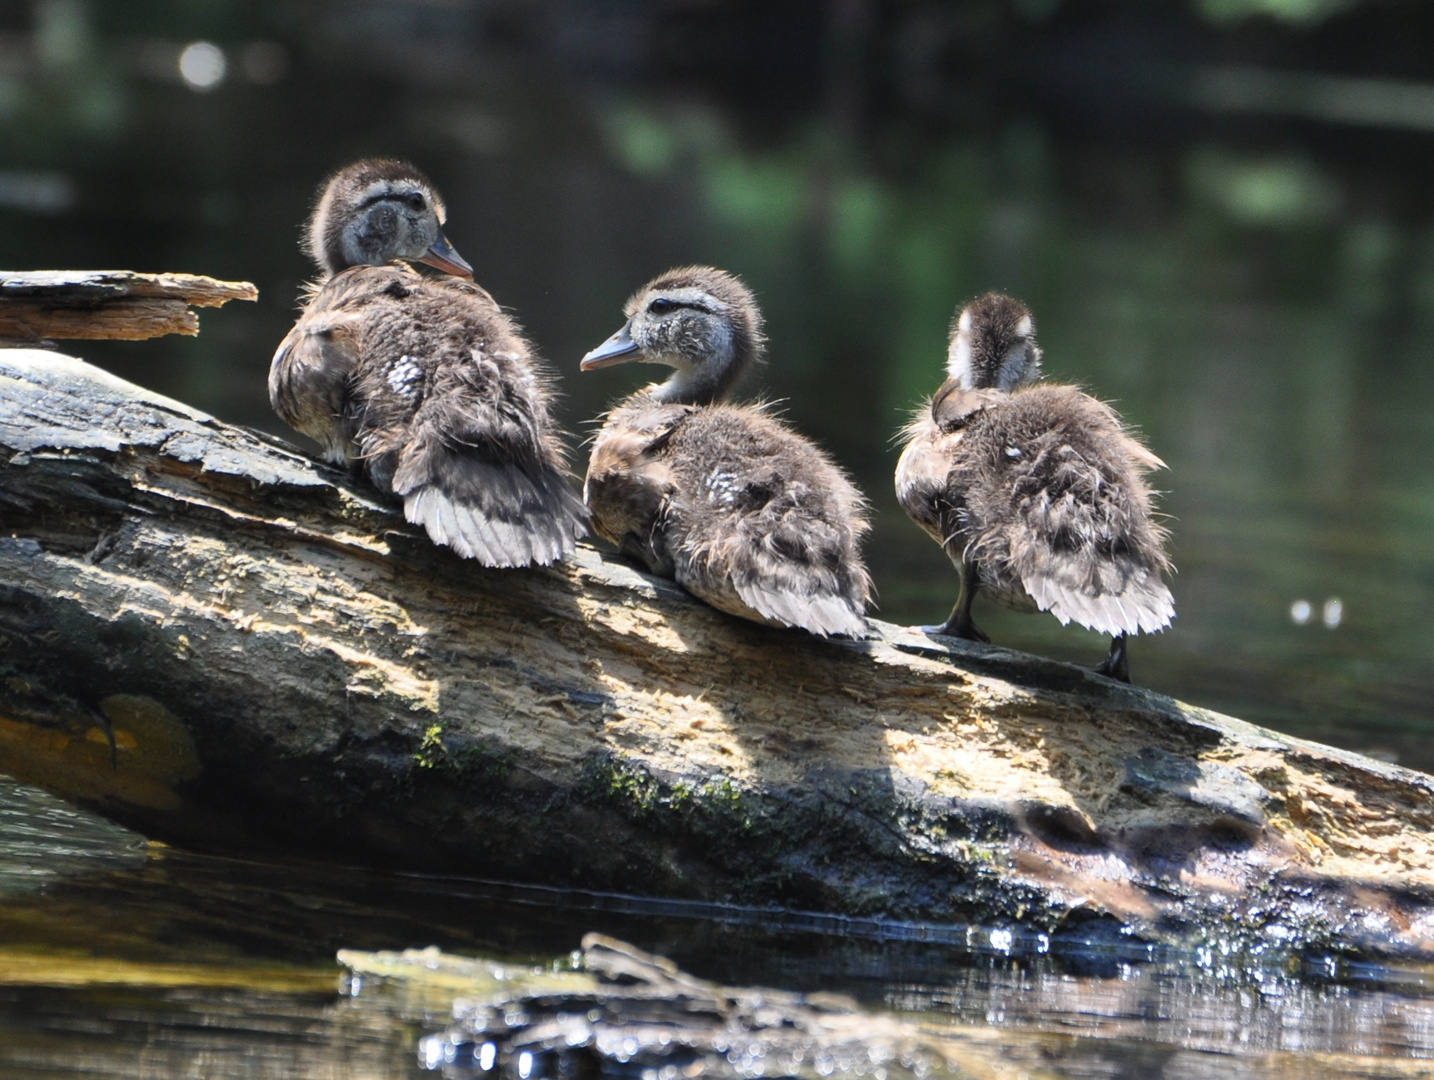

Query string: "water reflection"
[[0, 986, 417, 1080], [0, 771, 141, 895], [0, 773, 1432, 1077]]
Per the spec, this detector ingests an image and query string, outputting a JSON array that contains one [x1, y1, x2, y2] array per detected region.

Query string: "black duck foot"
[[1092, 633, 1130, 683], [921, 619, 990, 644]]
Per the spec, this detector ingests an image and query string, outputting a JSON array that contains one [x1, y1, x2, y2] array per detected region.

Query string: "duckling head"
[[946, 292, 1041, 391], [580, 266, 765, 405], [305, 159, 473, 279]]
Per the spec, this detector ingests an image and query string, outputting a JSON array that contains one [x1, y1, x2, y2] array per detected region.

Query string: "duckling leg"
[[1093, 633, 1130, 683], [927, 559, 989, 642]]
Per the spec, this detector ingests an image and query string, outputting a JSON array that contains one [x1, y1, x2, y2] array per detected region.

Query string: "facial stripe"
[[355, 180, 425, 211], [633, 285, 725, 317]]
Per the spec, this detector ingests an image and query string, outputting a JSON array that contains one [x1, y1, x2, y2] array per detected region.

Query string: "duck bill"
[[416, 232, 474, 279], [580, 324, 640, 370]]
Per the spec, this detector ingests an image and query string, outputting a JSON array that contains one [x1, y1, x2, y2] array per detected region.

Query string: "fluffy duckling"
[[581, 266, 871, 637], [894, 293, 1173, 681], [270, 159, 586, 566]]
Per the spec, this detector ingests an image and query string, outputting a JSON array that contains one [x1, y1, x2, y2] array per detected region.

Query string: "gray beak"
[[580, 323, 640, 370], [416, 231, 474, 279]]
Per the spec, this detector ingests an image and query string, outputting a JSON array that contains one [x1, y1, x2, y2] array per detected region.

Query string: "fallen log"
[[2, 348, 1433, 961], [0, 271, 257, 341]]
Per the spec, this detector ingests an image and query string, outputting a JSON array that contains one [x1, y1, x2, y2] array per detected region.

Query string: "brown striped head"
[[581, 266, 765, 406], [305, 159, 472, 279], [946, 292, 1041, 391]]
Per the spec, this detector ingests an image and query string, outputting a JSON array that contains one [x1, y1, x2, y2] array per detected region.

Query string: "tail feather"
[[1025, 562, 1174, 637], [982, 415, 1173, 638], [677, 513, 870, 638], [465, 499, 535, 566], [397, 448, 588, 568], [734, 578, 867, 638]]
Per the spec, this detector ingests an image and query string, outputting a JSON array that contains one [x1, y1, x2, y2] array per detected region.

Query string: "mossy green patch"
[[414, 723, 444, 768]]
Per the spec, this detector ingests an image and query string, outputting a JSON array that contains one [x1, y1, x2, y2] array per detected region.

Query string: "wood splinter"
[[0, 270, 257, 342]]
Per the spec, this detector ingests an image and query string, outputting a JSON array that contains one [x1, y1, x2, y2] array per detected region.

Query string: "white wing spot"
[[1005, 446, 1022, 459], [387, 355, 422, 396], [703, 469, 743, 507]]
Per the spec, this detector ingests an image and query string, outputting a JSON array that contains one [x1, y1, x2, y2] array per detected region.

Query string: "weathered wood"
[[374, 935, 971, 1080], [2, 349, 1433, 961], [0, 271, 257, 340]]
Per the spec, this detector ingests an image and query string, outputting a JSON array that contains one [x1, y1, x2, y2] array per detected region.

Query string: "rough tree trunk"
[[1, 349, 1432, 960]]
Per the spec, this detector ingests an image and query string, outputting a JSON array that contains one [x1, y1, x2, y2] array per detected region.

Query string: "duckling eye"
[[649, 298, 678, 315], [404, 193, 425, 210]]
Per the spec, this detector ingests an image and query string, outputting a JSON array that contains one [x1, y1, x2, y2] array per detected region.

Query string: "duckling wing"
[[269, 306, 365, 466], [977, 389, 1174, 636], [894, 412, 961, 550], [670, 410, 871, 638], [384, 343, 588, 568], [584, 407, 688, 577]]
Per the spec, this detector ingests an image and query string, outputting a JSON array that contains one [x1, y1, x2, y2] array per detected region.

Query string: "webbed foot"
[[925, 563, 988, 642], [922, 616, 989, 643], [1092, 633, 1130, 683]]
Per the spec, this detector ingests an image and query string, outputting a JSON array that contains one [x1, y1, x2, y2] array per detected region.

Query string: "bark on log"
[[2, 349, 1433, 961], [0, 271, 257, 341]]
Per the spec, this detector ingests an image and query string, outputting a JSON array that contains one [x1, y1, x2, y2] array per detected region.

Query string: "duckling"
[[270, 159, 586, 566], [580, 266, 871, 637], [894, 292, 1173, 682]]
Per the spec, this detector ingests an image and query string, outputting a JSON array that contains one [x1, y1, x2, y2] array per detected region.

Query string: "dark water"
[[2, 1, 1434, 1074], [3, 773, 1434, 1078]]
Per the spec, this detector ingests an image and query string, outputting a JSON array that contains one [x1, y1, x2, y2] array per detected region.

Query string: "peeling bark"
[[0, 271, 256, 341], [1, 349, 1433, 960]]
